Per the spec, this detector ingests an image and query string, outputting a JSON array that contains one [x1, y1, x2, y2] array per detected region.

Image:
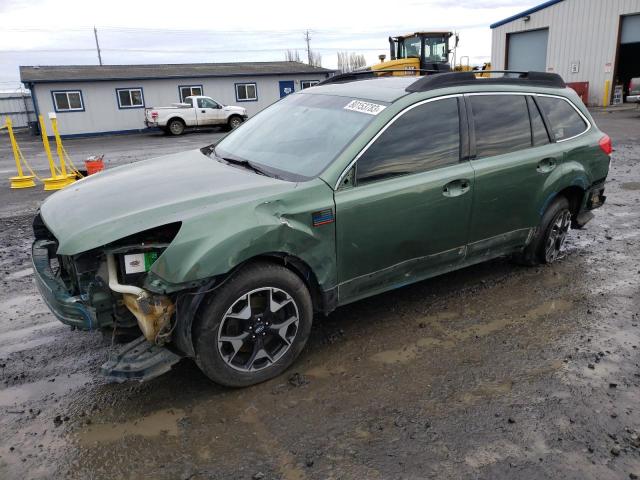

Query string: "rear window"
[[536, 96, 587, 141], [470, 95, 531, 158]]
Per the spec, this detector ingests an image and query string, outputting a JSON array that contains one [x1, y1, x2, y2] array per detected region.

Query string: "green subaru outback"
[[32, 71, 610, 387]]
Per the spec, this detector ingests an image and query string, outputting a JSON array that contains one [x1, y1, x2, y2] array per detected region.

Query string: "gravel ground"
[[0, 110, 639, 479]]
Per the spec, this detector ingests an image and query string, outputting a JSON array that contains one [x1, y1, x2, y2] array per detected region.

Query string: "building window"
[[52, 90, 84, 112], [116, 88, 144, 109], [179, 85, 203, 102], [235, 83, 257, 102], [300, 80, 319, 89]]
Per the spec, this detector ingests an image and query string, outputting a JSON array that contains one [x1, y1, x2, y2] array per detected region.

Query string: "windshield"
[[213, 93, 382, 180]]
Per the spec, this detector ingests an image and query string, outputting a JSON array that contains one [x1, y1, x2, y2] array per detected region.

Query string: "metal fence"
[[0, 92, 36, 129]]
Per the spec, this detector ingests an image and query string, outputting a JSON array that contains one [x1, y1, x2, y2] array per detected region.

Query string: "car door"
[[465, 93, 564, 258], [196, 98, 224, 125], [335, 96, 475, 303]]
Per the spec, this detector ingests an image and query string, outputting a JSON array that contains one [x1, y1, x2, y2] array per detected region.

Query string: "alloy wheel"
[[544, 209, 572, 263], [217, 287, 300, 372]]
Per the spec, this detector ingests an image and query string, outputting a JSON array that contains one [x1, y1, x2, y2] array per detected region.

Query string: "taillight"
[[599, 134, 612, 155], [151, 111, 158, 119]]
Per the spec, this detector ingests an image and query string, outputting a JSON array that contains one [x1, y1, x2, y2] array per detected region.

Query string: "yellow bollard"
[[5, 117, 36, 189], [49, 113, 76, 183], [603, 79, 611, 108], [39, 115, 70, 191]]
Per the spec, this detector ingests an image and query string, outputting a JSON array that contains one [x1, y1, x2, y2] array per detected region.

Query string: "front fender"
[[150, 179, 337, 292]]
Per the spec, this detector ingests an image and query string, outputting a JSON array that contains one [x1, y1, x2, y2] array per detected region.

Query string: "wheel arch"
[[167, 116, 186, 127]]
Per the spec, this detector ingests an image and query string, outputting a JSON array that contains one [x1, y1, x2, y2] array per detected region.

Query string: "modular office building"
[[19, 61, 334, 136], [490, 0, 640, 106]]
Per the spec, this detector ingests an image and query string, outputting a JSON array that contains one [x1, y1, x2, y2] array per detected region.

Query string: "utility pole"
[[93, 26, 103, 66], [304, 30, 311, 65]]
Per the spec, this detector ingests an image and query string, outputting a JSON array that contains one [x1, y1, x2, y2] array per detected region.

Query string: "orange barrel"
[[85, 158, 104, 175]]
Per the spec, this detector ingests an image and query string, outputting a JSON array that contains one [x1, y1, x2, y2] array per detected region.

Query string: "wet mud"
[[0, 111, 639, 479]]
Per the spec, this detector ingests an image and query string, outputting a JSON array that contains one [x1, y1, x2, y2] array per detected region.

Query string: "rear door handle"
[[537, 157, 557, 173], [442, 179, 471, 197]]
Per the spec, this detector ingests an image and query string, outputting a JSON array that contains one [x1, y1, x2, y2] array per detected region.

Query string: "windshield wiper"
[[220, 156, 271, 177]]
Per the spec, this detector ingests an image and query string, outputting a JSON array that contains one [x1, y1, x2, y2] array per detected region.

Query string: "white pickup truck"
[[144, 96, 248, 135]]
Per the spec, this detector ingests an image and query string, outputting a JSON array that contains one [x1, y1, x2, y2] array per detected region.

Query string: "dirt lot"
[[0, 110, 639, 480]]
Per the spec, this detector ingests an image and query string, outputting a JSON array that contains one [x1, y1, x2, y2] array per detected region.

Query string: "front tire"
[[194, 262, 313, 387], [515, 196, 572, 266], [227, 115, 243, 130]]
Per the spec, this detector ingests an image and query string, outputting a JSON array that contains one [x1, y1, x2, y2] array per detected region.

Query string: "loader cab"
[[388, 32, 454, 72]]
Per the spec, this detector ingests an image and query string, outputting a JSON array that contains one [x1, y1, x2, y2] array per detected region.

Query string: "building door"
[[618, 14, 640, 98], [279, 81, 295, 98], [507, 28, 548, 71]]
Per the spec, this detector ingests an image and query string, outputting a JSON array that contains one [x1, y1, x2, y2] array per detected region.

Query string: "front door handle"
[[442, 179, 471, 197], [201, 109, 206, 113], [537, 157, 557, 173]]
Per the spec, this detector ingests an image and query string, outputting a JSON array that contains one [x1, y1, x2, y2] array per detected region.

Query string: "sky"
[[0, 0, 538, 91]]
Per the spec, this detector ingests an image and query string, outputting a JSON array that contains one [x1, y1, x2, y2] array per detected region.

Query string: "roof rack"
[[405, 70, 566, 92], [318, 69, 440, 86]]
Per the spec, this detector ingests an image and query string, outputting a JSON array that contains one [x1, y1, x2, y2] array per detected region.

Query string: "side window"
[[470, 95, 531, 158], [536, 96, 587, 141], [526, 96, 550, 146], [356, 98, 460, 184], [198, 98, 218, 109]]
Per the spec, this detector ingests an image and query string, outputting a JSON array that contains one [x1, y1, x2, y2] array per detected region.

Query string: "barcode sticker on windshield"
[[344, 100, 386, 115]]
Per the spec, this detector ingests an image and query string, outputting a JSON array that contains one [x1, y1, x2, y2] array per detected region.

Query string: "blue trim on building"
[[50, 89, 85, 113], [115, 87, 145, 109], [178, 84, 203, 102], [234, 82, 258, 102], [490, 0, 564, 29], [56, 127, 162, 139]]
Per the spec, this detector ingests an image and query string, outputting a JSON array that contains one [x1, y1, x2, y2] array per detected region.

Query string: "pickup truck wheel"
[[194, 262, 313, 387], [228, 115, 243, 130], [514, 196, 571, 266], [167, 119, 185, 136]]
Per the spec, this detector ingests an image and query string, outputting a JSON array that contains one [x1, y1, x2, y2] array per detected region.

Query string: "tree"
[[337, 52, 367, 73], [309, 50, 322, 67], [284, 50, 301, 62]]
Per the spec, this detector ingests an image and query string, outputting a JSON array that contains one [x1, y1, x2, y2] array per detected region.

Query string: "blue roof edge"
[[490, 0, 564, 29]]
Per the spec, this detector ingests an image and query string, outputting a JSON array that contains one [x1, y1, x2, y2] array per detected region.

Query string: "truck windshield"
[[213, 93, 381, 180]]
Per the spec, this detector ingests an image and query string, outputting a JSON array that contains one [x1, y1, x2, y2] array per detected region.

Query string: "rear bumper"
[[145, 120, 159, 128], [626, 95, 640, 103], [574, 182, 606, 228], [32, 240, 97, 330]]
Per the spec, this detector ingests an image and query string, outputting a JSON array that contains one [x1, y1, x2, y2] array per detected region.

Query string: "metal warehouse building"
[[491, 0, 640, 106], [19, 61, 333, 137]]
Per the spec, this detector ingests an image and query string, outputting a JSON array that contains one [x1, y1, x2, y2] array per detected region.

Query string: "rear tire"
[[167, 118, 185, 136], [515, 196, 572, 266], [194, 262, 313, 387]]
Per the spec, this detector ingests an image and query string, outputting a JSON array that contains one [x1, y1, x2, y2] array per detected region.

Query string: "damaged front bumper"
[[32, 239, 98, 330]]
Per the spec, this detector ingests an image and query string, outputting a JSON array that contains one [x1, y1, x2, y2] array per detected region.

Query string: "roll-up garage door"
[[507, 28, 549, 72], [621, 14, 640, 44]]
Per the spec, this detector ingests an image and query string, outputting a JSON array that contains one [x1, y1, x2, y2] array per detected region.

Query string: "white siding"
[[491, 0, 640, 105], [33, 73, 328, 136]]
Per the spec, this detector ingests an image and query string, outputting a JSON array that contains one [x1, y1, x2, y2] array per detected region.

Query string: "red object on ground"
[[85, 155, 104, 175], [567, 82, 589, 104]]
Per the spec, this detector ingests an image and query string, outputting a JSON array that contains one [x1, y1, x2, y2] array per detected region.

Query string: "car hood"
[[40, 149, 294, 255], [223, 105, 246, 114]]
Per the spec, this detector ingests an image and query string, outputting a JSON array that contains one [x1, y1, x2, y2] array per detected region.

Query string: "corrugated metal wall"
[[0, 93, 35, 128], [491, 0, 640, 106]]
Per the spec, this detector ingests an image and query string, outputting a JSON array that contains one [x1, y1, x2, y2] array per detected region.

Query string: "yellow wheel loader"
[[371, 32, 457, 76]]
